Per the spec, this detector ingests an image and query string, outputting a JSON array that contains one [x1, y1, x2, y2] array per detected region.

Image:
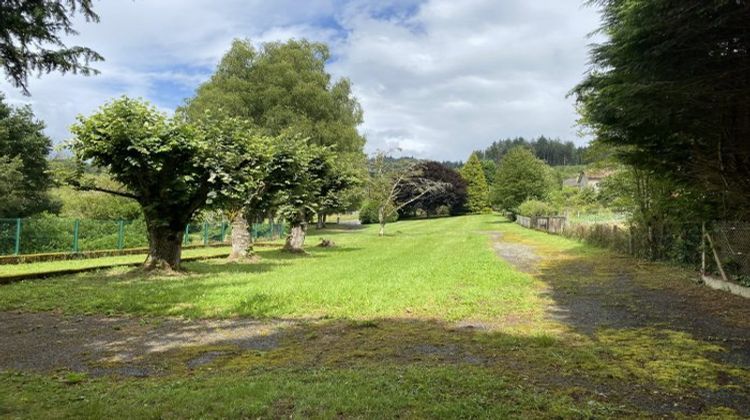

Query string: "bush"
[[517, 199, 556, 217], [359, 201, 398, 225]]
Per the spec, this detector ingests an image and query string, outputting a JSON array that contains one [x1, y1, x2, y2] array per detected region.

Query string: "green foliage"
[[491, 147, 553, 211], [69, 97, 251, 233], [0, 214, 148, 255], [517, 200, 556, 217], [481, 159, 496, 185], [359, 200, 398, 225], [546, 186, 600, 215], [0, 95, 58, 217], [51, 182, 141, 221], [0, 0, 103, 94], [184, 38, 364, 154], [0, 156, 26, 216], [573, 0, 750, 220], [475, 136, 587, 166], [183, 39, 365, 221], [460, 153, 490, 213]]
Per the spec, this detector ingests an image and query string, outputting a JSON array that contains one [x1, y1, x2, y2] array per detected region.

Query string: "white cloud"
[[0, 0, 601, 161]]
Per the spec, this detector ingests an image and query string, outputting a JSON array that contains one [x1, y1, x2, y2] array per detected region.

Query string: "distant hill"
[[474, 136, 588, 166]]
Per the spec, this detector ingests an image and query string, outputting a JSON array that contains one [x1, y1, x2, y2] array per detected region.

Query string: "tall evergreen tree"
[[0, 94, 57, 217], [460, 153, 491, 213], [573, 0, 750, 220], [0, 0, 103, 94]]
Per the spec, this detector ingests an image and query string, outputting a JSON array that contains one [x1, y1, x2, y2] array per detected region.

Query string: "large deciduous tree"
[[397, 161, 467, 217], [0, 0, 103, 94], [460, 153, 491, 213], [573, 0, 750, 220], [491, 147, 553, 211], [0, 94, 58, 217], [70, 97, 252, 271], [182, 39, 366, 235], [366, 152, 446, 236], [183, 39, 365, 154]]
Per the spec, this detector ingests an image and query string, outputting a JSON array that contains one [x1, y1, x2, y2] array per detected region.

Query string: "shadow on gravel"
[[487, 230, 750, 415], [536, 246, 750, 414]]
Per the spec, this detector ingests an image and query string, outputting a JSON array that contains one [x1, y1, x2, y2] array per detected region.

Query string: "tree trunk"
[[143, 221, 184, 272], [317, 212, 323, 229], [284, 223, 307, 253], [322, 213, 327, 228], [378, 207, 386, 236], [228, 212, 252, 261]]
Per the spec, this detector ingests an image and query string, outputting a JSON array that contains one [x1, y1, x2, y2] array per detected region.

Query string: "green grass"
[[0, 246, 232, 277], [0, 216, 540, 322], [1, 215, 748, 418]]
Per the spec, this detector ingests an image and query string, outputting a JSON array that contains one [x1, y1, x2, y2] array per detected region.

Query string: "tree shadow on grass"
[[2, 314, 748, 417]]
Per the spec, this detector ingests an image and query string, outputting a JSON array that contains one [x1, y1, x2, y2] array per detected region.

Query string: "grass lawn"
[[0, 246, 233, 278], [0, 216, 541, 322], [0, 215, 748, 418]]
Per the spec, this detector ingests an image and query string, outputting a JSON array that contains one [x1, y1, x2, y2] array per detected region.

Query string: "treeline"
[[570, 0, 750, 266], [474, 136, 587, 166]]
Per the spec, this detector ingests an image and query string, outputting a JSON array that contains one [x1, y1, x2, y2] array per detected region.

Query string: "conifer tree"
[[460, 153, 491, 213]]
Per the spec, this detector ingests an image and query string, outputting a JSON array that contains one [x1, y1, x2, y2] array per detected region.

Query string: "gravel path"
[[0, 312, 293, 376]]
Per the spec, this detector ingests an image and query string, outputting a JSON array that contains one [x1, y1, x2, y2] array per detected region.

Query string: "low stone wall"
[[701, 274, 750, 299]]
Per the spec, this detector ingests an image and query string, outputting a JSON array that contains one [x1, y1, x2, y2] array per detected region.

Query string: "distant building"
[[563, 170, 614, 191]]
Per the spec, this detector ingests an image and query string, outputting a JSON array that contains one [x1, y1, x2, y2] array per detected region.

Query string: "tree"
[[183, 38, 366, 242], [481, 159, 496, 185], [366, 151, 446, 236], [573, 0, 750, 220], [314, 160, 361, 228], [0, 94, 58, 217], [397, 161, 467, 217], [475, 136, 587, 166], [0, 0, 103, 95], [460, 153, 491, 213], [193, 119, 275, 262], [492, 147, 552, 211], [276, 143, 336, 252], [0, 156, 26, 216], [70, 97, 253, 271], [184, 39, 364, 153]]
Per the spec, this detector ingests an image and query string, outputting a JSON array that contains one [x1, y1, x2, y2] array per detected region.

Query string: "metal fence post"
[[72, 219, 80, 253], [183, 224, 190, 246], [203, 222, 209, 246], [14, 218, 21, 256], [117, 220, 125, 250]]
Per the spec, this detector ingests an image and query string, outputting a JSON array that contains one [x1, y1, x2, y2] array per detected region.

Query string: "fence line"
[[0, 217, 286, 257], [514, 214, 750, 286]]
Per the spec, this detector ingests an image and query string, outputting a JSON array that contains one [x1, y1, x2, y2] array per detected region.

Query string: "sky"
[[1, 0, 602, 161]]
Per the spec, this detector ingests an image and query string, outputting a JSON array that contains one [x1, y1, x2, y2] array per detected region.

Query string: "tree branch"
[[77, 184, 139, 200]]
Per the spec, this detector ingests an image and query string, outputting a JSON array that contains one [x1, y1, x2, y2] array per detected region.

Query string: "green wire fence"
[[0, 216, 286, 256]]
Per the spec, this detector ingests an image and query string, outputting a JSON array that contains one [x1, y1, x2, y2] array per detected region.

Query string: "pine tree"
[[460, 153, 491, 213]]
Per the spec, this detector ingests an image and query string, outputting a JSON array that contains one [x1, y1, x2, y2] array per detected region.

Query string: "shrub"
[[517, 199, 555, 217], [359, 200, 398, 225]]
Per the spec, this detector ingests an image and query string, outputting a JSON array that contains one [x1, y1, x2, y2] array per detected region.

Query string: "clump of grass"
[[61, 372, 88, 385]]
